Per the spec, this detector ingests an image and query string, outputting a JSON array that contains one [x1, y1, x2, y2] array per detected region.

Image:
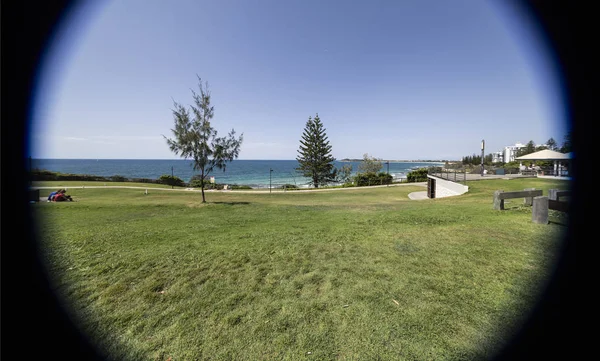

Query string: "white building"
[[504, 142, 526, 163], [491, 151, 504, 163], [490, 142, 527, 164]]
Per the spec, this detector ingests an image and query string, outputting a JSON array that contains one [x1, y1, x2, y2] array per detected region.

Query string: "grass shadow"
[[210, 201, 251, 205]]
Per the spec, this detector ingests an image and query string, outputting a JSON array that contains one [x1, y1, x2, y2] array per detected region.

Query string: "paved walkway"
[[538, 175, 572, 181], [408, 191, 429, 200], [33, 175, 570, 202], [32, 182, 429, 195]]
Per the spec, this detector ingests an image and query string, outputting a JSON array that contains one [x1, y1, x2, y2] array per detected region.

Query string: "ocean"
[[31, 159, 444, 188]]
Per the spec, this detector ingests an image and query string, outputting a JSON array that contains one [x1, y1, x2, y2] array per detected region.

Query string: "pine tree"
[[296, 114, 337, 188], [546, 137, 558, 151], [517, 140, 536, 157], [560, 132, 572, 153]]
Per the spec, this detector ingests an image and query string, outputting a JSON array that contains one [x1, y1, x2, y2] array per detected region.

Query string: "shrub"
[[130, 178, 161, 184], [190, 179, 203, 188], [377, 172, 393, 185], [189, 174, 223, 188], [30, 169, 60, 181], [353, 172, 373, 187], [31, 169, 109, 182], [199, 182, 225, 190], [407, 168, 428, 182], [230, 184, 252, 190], [189, 175, 208, 188], [159, 174, 185, 187], [30, 169, 183, 185], [353, 172, 392, 187], [279, 184, 299, 190], [110, 175, 127, 182]]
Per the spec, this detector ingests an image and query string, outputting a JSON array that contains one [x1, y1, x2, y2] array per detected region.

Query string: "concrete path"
[[32, 182, 429, 194], [42, 180, 533, 201], [408, 191, 429, 200], [33, 175, 570, 202]]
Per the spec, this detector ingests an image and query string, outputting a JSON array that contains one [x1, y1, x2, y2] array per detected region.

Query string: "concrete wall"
[[427, 175, 469, 198]]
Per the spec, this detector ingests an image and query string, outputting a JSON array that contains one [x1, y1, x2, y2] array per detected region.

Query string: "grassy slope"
[[32, 178, 569, 360]]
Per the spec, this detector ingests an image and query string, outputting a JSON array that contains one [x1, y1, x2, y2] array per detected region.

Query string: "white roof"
[[515, 149, 571, 160]]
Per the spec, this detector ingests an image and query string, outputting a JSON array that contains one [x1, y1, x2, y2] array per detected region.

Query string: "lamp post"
[[481, 139, 485, 177], [270, 168, 273, 193], [171, 166, 174, 189], [384, 161, 390, 186]]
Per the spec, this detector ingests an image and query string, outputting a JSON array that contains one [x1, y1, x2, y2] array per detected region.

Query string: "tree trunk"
[[200, 172, 206, 203]]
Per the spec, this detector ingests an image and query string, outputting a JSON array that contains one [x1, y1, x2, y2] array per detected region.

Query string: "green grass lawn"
[[32, 178, 570, 360]]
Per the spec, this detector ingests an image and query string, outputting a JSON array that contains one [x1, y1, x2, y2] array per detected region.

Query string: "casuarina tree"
[[336, 164, 353, 184], [164, 75, 243, 203], [357, 153, 383, 174], [296, 113, 337, 188]]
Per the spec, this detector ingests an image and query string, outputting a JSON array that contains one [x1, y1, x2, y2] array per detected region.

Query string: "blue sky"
[[30, 0, 569, 160]]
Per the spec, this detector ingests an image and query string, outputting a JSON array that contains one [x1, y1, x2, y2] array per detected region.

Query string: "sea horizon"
[[31, 158, 445, 188]]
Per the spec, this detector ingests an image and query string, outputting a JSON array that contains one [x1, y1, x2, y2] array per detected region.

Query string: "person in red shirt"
[[52, 189, 72, 202], [47, 189, 61, 202]]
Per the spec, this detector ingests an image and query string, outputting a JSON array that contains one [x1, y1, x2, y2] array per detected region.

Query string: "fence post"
[[493, 190, 504, 210], [532, 196, 549, 224], [524, 188, 536, 206]]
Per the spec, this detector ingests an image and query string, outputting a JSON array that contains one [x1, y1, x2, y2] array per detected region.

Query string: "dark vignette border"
[[1, 1, 585, 359]]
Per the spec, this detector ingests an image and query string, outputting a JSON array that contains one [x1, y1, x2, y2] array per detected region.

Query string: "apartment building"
[[491, 142, 526, 163]]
